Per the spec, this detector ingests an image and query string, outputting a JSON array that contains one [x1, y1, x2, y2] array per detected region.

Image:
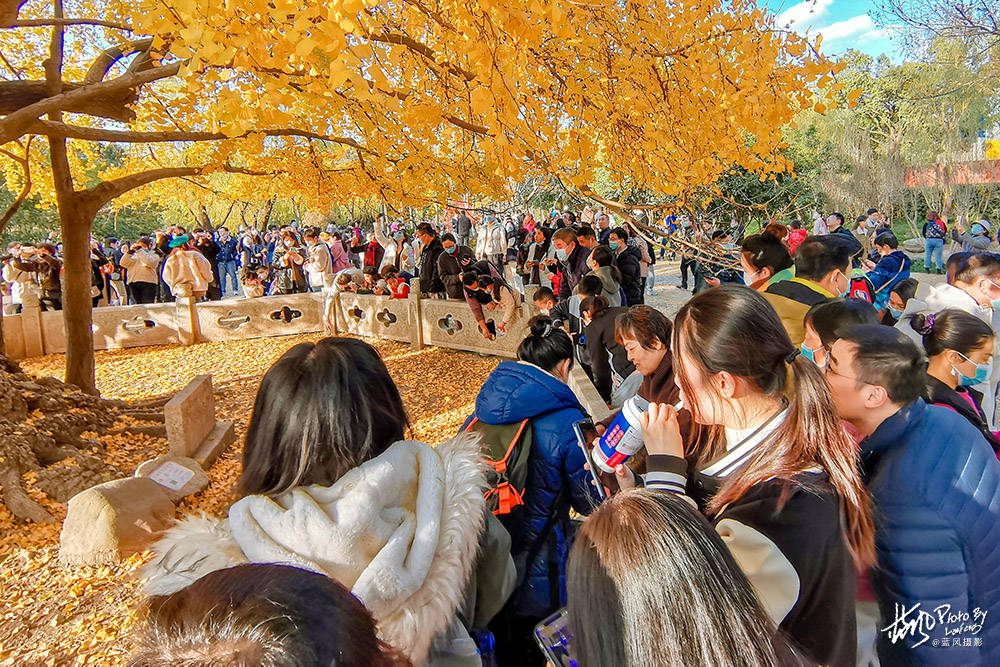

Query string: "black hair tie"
[[786, 349, 800, 364]]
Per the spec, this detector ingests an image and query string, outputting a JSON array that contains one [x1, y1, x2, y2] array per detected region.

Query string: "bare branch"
[[0, 61, 181, 145], [78, 163, 278, 216], [7, 17, 133, 31], [26, 119, 382, 156], [0, 135, 32, 232]]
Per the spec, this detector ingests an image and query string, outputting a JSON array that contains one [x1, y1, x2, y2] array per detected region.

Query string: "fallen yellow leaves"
[[3, 333, 499, 663]]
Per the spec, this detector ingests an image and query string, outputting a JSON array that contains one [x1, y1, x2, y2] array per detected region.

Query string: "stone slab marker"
[[164, 375, 236, 467], [135, 455, 210, 503], [59, 477, 175, 566]]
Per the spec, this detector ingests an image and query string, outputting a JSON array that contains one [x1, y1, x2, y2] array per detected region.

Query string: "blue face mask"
[[394, 232, 404, 241], [800, 344, 816, 364], [444, 245, 457, 255], [972, 224, 986, 235], [953, 351, 991, 387], [555, 247, 569, 261], [888, 306, 903, 319], [609, 240, 620, 251]]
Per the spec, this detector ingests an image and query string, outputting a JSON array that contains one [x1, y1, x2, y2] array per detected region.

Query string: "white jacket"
[[140, 434, 505, 666], [118, 249, 159, 285], [897, 281, 1000, 426], [480, 223, 507, 258], [1, 261, 30, 304], [374, 222, 416, 273], [161, 249, 213, 295], [304, 241, 335, 289]]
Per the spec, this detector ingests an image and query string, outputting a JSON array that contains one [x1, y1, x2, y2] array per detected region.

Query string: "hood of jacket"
[[474, 360, 583, 424], [590, 266, 619, 298], [910, 282, 984, 318], [140, 433, 486, 665]]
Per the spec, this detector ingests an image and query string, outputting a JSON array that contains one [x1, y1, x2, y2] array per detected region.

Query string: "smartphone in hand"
[[573, 420, 607, 501]]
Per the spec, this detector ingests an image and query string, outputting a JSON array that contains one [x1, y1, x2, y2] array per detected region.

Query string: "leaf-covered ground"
[[0, 333, 499, 665]]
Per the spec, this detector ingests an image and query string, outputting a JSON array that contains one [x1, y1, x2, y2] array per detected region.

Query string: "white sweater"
[[161, 249, 213, 294]]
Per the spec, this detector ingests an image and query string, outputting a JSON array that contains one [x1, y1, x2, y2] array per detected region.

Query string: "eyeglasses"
[[824, 362, 862, 383]]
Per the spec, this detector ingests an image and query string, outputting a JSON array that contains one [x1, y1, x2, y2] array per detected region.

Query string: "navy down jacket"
[[464, 360, 600, 617], [861, 399, 1000, 665]]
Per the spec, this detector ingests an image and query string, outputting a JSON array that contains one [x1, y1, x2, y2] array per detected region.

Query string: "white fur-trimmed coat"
[[140, 434, 495, 665]]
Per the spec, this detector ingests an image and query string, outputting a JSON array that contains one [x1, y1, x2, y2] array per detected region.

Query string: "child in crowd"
[[241, 268, 265, 298]]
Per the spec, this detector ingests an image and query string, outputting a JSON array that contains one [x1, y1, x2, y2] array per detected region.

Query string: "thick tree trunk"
[[60, 202, 97, 393]]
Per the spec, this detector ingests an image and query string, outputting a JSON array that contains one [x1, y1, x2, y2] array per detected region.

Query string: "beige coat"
[[162, 249, 213, 295], [118, 248, 159, 285]]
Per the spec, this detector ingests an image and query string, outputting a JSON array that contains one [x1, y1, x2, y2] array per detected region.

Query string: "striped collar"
[[702, 408, 789, 478]]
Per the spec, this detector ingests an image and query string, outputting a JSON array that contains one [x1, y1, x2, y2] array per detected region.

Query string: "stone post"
[[19, 292, 44, 358], [172, 284, 201, 346], [409, 278, 424, 350]]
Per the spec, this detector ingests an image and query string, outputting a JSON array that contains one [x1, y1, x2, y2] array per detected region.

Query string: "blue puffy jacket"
[[463, 360, 600, 618], [861, 399, 1000, 665], [866, 249, 911, 308]]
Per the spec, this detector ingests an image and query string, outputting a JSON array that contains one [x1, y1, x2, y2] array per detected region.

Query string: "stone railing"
[[1, 288, 613, 420]]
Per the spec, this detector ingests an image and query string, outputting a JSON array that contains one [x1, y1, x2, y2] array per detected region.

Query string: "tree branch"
[[0, 60, 181, 145], [25, 119, 382, 156], [78, 163, 278, 216], [7, 17, 132, 30], [0, 136, 32, 232]]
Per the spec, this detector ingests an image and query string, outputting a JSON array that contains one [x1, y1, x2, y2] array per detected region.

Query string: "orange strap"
[[466, 417, 529, 474]]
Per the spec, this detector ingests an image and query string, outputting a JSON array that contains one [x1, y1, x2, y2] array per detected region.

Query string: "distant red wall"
[[904, 160, 1000, 187]]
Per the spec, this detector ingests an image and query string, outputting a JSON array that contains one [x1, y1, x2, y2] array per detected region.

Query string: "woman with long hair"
[[568, 490, 804, 667], [141, 338, 514, 666], [916, 309, 1000, 453], [271, 230, 307, 294], [621, 285, 874, 666], [523, 226, 554, 288]]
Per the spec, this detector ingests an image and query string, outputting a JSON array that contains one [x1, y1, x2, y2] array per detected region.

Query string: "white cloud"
[[816, 14, 889, 44], [777, 0, 834, 31]]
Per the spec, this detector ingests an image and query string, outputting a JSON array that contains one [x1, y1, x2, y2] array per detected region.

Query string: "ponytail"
[[913, 309, 994, 357], [763, 354, 876, 569], [674, 285, 875, 569]]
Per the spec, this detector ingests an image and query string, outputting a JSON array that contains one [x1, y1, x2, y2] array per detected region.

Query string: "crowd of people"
[[115, 204, 1000, 666], [1, 207, 662, 323]]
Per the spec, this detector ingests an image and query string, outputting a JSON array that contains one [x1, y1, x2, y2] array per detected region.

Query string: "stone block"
[[135, 455, 209, 502], [59, 477, 175, 566], [165, 375, 216, 458], [902, 238, 925, 254], [19, 303, 43, 358], [193, 420, 236, 468], [568, 365, 612, 422]]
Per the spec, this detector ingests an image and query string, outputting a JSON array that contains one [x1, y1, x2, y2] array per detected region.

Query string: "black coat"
[[583, 305, 635, 403], [614, 245, 643, 306], [418, 237, 445, 294], [924, 375, 1000, 452], [437, 245, 476, 299]]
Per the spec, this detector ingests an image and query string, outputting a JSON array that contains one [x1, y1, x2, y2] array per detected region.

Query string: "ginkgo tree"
[[2, 0, 834, 393]]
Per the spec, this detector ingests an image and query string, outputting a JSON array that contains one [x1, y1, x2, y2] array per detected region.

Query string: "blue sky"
[[764, 0, 904, 60]]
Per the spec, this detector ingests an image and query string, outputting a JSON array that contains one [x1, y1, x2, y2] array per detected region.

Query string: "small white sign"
[[148, 461, 196, 491]]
